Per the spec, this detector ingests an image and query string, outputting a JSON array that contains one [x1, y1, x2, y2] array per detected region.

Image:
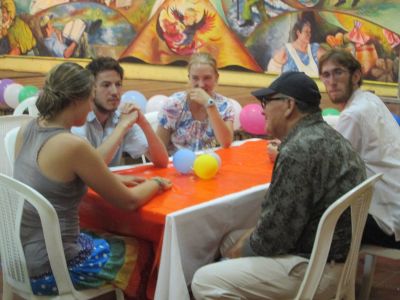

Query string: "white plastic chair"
[[144, 111, 159, 131], [0, 173, 124, 300], [13, 96, 39, 117], [140, 111, 159, 163], [294, 173, 383, 300], [0, 115, 35, 176], [358, 245, 400, 300], [4, 126, 20, 165]]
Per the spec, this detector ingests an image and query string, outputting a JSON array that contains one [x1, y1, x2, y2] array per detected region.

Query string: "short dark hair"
[[292, 18, 311, 41], [318, 49, 363, 86], [86, 56, 124, 80]]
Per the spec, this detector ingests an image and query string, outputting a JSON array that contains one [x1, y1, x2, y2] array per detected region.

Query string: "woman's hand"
[[187, 87, 210, 106], [118, 103, 139, 131], [151, 176, 173, 193], [267, 139, 281, 163]]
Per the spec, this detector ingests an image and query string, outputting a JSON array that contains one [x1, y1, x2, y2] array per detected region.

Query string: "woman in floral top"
[[157, 52, 235, 154]]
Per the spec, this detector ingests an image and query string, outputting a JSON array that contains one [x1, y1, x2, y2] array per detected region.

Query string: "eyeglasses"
[[320, 68, 348, 82], [260, 96, 291, 109]]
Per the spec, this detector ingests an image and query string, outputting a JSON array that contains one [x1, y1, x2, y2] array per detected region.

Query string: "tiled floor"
[[1, 255, 400, 299], [356, 254, 400, 300]]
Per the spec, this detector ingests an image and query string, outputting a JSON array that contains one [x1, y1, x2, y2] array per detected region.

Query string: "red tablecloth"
[[80, 139, 273, 239], [79, 139, 274, 298]]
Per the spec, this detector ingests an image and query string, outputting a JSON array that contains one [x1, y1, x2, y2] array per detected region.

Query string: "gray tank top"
[[14, 120, 87, 277]]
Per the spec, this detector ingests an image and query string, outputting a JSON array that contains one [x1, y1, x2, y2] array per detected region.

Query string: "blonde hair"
[[37, 62, 94, 120], [188, 52, 219, 75], [1, 0, 16, 20]]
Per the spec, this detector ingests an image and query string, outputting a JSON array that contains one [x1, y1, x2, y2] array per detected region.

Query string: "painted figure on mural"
[[1, 0, 37, 55], [157, 6, 215, 56], [239, 0, 268, 27], [38, 14, 99, 58], [267, 15, 325, 77]]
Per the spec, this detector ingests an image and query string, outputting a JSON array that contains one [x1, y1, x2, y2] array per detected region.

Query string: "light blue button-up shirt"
[[71, 111, 148, 166]]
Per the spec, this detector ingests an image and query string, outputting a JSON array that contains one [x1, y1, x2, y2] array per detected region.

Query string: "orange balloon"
[[193, 154, 219, 180]]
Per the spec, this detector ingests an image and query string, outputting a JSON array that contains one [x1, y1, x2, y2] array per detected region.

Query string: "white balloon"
[[4, 83, 23, 109], [229, 98, 242, 131], [323, 115, 339, 129], [146, 94, 168, 113]]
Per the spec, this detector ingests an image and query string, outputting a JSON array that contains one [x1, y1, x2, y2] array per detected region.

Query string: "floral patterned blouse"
[[158, 91, 234, 154]]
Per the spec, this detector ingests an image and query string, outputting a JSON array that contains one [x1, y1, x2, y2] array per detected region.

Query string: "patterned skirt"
[[30, 231, 153, 299]]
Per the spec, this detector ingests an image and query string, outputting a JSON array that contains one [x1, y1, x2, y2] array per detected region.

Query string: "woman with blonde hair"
[[14, 62, 171, 298], [157, 52, 234, 154]]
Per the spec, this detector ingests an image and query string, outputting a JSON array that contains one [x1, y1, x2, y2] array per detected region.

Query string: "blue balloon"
[[173, 149, 196, 174], [121, 90, 147, 112], [392, 113, 400, 126]]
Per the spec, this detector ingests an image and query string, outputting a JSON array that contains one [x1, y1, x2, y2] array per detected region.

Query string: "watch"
[[206, 98, 215, 108]]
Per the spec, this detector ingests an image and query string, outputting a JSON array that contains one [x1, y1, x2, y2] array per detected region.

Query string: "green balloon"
[[322, 108, 340, 116], [18, 85, 39, 103]]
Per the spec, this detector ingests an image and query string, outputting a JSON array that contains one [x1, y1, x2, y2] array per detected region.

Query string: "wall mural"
[[1, 0, 399, 83]]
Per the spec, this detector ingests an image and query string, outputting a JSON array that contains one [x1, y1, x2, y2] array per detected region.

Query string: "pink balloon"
[[146, 94, 168, 113], [239, 103, 266, 135]]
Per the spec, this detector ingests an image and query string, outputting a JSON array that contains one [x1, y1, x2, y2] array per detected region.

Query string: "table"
[[79, 139, 274, 299]]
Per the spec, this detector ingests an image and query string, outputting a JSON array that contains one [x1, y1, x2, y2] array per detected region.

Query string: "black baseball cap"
[[251, 71, 321, 107]]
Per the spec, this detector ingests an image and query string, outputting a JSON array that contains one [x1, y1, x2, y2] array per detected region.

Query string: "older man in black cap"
[[191, 72, 366, 299]]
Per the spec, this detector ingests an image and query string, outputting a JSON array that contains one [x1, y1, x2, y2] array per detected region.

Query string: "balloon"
[[0, 79, 14, 108], [392, 113, 400, 126], [121, 90, 147, 112], [146, 94, 168, 113], [208, 152, 221, 168], [239, 103, 266, 135], [4, 83, 23, 109], [229, 98, 242, 131], [18, 85, 39, 103], [193, 154, 219, 180], [322, 108, 340, 116], [173, 149, 196, 174]]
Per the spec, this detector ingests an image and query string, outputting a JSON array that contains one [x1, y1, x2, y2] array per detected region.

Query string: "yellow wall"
[[0, 55, 398, 97]]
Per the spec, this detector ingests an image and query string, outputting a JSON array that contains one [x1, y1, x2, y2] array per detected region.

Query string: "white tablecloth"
[[154, 183, 269, 300]]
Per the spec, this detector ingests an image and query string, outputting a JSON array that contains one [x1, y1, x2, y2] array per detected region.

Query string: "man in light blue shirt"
[[71, 57, 169, 167]]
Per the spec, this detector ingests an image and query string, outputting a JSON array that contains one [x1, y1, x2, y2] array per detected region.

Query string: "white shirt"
[[336, 89, 400, 240], [71, 111, 148, 166]]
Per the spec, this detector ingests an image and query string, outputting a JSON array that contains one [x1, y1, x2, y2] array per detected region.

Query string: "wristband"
[[206, 98, 215, 108]]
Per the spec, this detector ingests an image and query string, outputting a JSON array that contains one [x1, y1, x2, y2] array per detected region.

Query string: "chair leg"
[[2, 281, 14, 300], [358, 254, 377, 300]]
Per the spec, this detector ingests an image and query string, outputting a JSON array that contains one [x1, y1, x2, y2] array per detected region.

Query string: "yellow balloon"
[[193, 154, 219, 180]]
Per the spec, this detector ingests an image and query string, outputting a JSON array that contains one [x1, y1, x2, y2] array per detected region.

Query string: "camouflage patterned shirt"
[[246, 112, 366, 262]]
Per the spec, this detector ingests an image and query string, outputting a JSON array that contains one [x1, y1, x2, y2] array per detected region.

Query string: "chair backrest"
[[4, 126, 20, 166], [0, 115, 35, 176], [144, 111, 159, 132], [295, 173, 383, 300], [0, 173, 77, 298], [13, 96, 39, 117], [139, 112, 160, 163]]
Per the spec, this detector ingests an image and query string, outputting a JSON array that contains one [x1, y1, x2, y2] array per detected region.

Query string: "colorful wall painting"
[[0, 0, 399, 83]]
